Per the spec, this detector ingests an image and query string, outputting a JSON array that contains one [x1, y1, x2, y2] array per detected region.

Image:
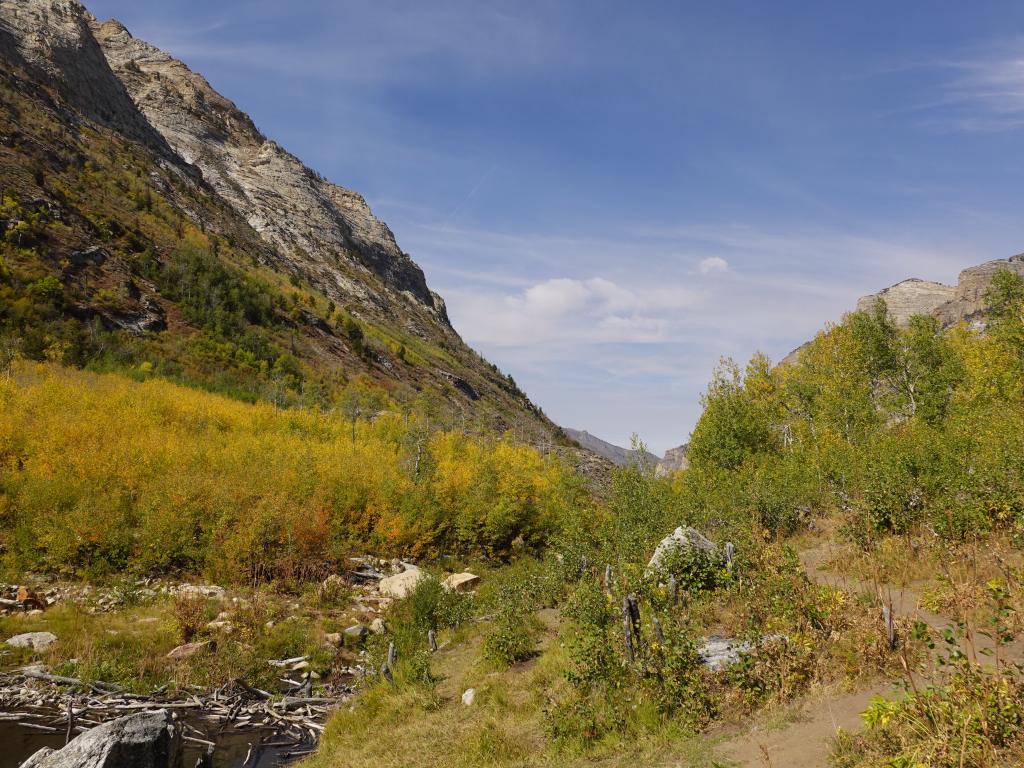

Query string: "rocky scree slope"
[[0, 0, 557, 440]]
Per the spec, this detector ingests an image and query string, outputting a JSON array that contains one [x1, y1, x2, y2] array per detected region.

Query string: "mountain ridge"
[[562, 427, 658, 468], [0, 0, 560, 443]]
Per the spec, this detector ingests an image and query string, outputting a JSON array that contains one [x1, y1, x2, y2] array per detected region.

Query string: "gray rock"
[[92, 18, 447, 320], [655, 443, 690, 477], [647, 526, 717, 572], [696, 635, 751, 671], [344, 623, 369, 639], [6, 631, 58, 651], [21, 710, 181, 768]]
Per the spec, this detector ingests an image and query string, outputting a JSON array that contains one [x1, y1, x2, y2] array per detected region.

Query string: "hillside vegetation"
[[0, 363, 585, 582]]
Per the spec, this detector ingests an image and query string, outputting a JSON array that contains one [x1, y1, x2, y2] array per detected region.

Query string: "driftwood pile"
[[0, 667, 351, 762]]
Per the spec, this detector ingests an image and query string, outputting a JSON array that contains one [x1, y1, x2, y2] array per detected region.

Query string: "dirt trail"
[[717, 544, 1024, 767]]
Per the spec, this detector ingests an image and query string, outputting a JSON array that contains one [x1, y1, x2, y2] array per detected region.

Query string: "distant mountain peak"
[[563, 428, 659, 467]]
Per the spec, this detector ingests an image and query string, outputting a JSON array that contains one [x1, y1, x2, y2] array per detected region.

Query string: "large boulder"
[[647, 526, 717, 572], [379, 565, 426, 599], [6, 631, 57, 651], [20, 710, 182, 768]]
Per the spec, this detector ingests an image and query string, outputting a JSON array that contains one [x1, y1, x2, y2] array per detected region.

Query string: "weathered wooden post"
[[380, 660, 394, 684], [387, 641, 397, 669], [725, 542, 735, 571], [428, 629, 438, 652], [604, 564, 613, 591], [667, 575, 678, 606], [65, 700, 73, 745], [652, 616, 666, 645], [627, 594, 642, 646], [882, 605, 896, 650], [621, 596, 635, 663]]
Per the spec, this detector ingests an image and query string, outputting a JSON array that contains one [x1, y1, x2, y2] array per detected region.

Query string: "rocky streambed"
[[1, 558, 473, 767]]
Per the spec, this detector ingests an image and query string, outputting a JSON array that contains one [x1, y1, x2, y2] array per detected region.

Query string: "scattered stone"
[[344, 623, 369, 639], [461, 688, 475, 706], [165, 640, 212, 660], [369, 617, 386, 634], [20, 710, 181, 768], [324, 632, 342, 647], [379, 565, 426, 599], [175, 584, 225, 599], [647, 526, 718, 572], [442, 572, 480, 592], [318, 574, 347, 602], [17, 585, 46, 610], [6, 631, 58, 651]]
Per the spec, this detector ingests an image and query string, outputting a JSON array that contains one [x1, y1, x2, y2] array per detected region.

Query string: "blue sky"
[[88, 1, 1024, 454]]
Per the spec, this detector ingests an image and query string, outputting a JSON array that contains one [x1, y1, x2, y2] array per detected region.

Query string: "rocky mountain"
[[857, 253, 1024, 330], [0, 0, 559, 441], [655, 443, 689, 477], [563, 428, 658, 468]]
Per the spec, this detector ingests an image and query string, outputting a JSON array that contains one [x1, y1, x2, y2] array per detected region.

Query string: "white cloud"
[[698, 256, 729, 274], [446, 276, 693, 348]]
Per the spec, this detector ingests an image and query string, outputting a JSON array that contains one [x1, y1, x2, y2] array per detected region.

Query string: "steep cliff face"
[[655, 443, 689, 477], [856, 254, 1024, 330], [0, 0, 170, 152], [0, 0, 556, 441], [855, 279, 955, 326], [90, 19, 443, 321], [932, 254, 1024, 328]]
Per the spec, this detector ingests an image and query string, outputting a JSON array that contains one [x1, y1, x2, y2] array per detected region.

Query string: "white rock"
[[6, 631, 58, 651], [370, 618, 386, 634], [442, 572, 480, 592], [461, 688, 475, 706], [379, 566, 426, 599]]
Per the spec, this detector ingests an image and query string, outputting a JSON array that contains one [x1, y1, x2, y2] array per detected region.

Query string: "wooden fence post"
[[882, 605, 896, 650], [428, 629, 438, 652], [621, 596, 635, 663]]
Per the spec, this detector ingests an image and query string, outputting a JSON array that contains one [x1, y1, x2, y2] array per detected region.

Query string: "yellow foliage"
[[0, 363, 579, 581]]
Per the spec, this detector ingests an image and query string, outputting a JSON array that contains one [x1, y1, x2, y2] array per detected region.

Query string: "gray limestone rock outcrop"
[[0, 0, 171, 152], [655, 443, 689, 477], [855, 278, 955, 327], [91, 18, 447, 322], [20, 710, 182, 768], [856, 253, 1024, 330]]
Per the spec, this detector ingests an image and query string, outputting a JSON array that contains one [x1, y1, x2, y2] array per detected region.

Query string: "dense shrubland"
[[677, 270, 1024, 548], [0, 363, 584, 582]]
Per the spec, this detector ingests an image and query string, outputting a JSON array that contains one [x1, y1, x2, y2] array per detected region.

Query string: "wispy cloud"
[[124, 1, 576, 85], [888, 42, 1024, 132]]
